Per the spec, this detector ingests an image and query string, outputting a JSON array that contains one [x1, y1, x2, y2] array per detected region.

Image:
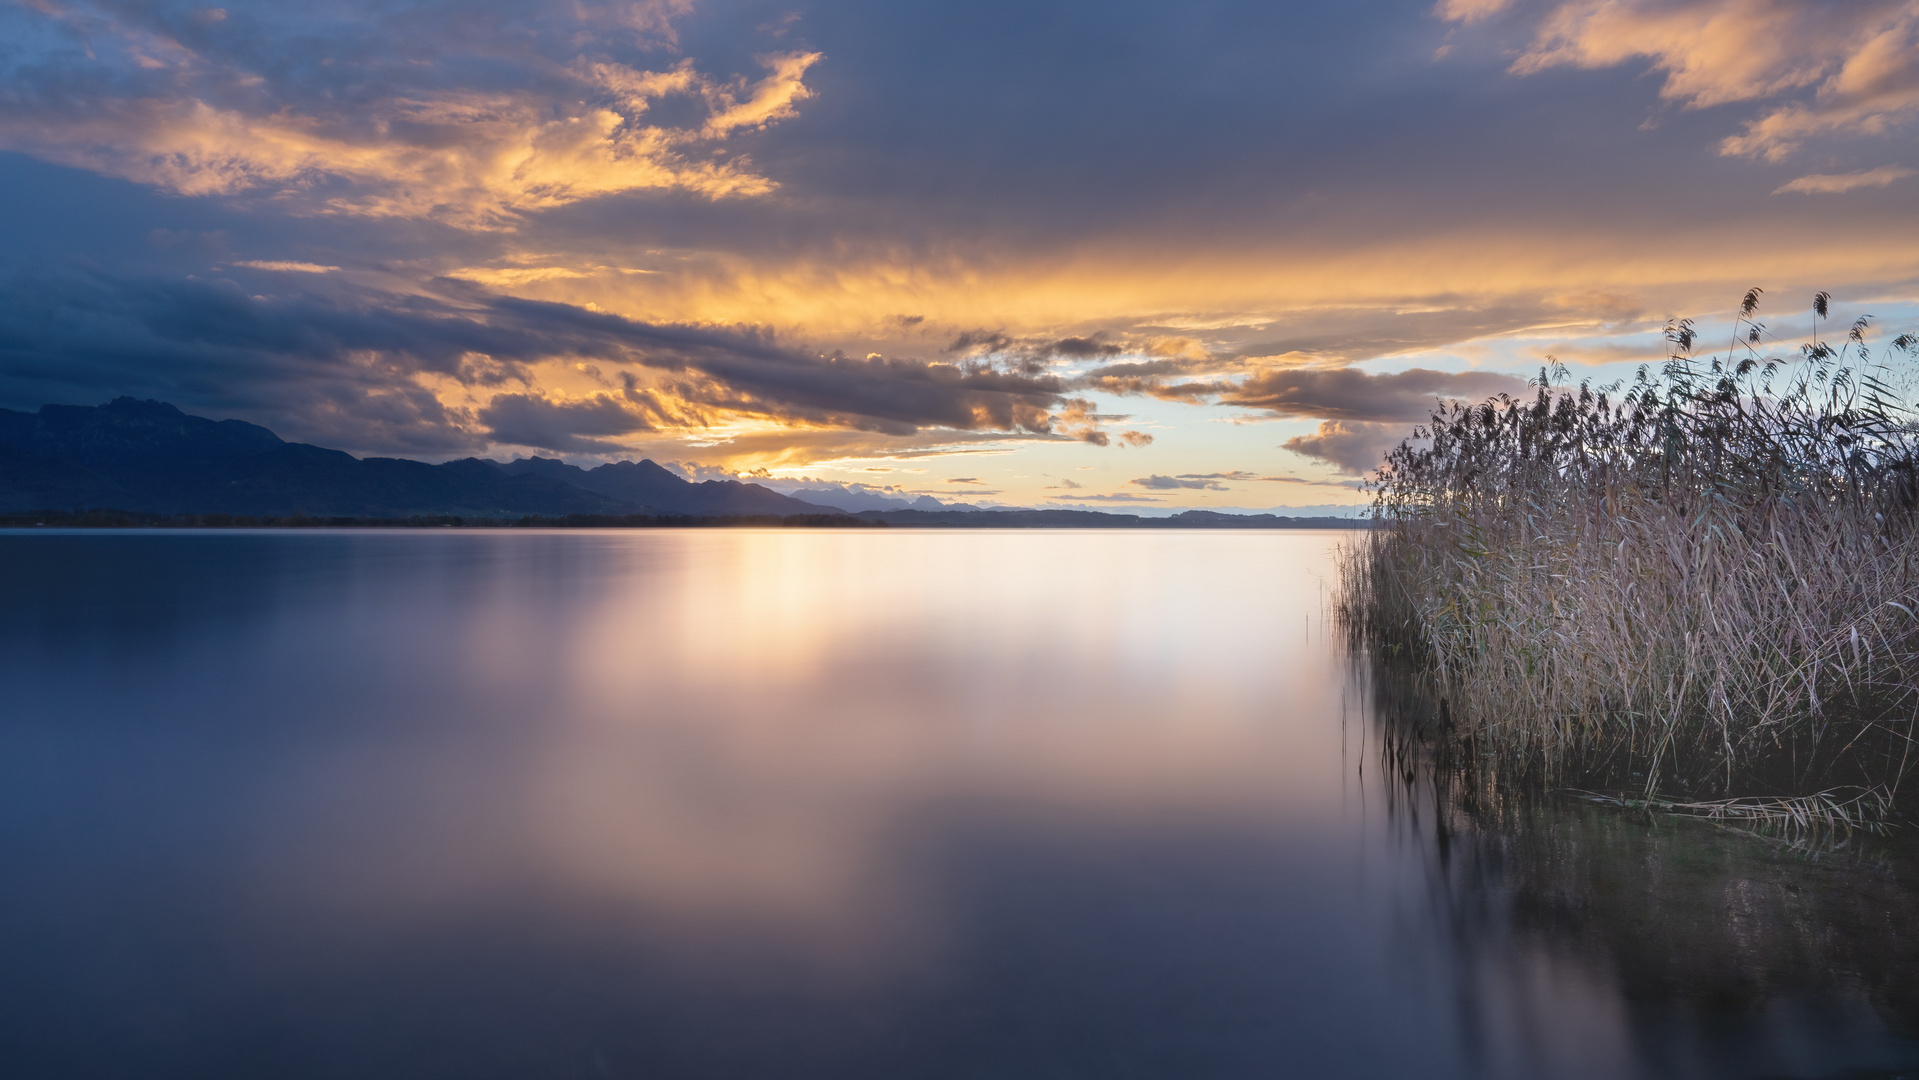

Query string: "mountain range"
[[0, 399, 1367, 528], [0, 398, 844, 518]]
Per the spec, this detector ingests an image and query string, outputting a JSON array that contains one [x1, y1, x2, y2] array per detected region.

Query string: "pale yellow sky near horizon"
[[1, 0, 1916, 509]]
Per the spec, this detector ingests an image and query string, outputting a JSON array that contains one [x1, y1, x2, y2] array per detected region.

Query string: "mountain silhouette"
[[498, 457, 826, 516], [0, 398, 839, 518]]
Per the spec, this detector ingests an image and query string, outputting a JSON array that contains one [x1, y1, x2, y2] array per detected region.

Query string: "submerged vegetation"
[[1340, 291, 1919, 815]]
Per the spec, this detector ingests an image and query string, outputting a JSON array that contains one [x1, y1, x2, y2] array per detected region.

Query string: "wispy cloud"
[[1148, 470, 1358, 488], [231, 260, 339, 273], [1774, 165, 1913, 194], [1125, 468, 1359, 490], [1251, 473, 1365, 488], [1437, 0, 1520, 24]]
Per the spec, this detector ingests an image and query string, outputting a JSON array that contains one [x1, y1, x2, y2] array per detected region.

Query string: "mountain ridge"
[[0, 398, 840, 518], [497, 456, 828, 517], [0, 399, 1370, 527]]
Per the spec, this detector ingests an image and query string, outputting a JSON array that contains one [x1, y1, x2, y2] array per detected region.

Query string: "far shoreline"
[[1, 509, 1372, 531]]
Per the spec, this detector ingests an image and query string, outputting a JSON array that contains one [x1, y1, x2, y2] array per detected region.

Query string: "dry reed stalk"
[[1339, 292, 1919, 816], [1570, 787, 1893, 835]]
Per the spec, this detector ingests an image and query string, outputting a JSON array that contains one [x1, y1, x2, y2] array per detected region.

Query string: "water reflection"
[[0, 529, 1914, 1078], [1367, 673, 1919, 1078]]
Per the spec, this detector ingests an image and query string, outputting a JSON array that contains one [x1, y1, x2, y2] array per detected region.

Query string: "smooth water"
[[1, 529, 1914, 1079]]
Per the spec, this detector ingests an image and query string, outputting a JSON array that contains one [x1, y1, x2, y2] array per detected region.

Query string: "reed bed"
[[1338, 292, 1919, 814]]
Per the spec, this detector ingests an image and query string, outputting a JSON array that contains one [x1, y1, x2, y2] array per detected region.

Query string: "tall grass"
[[1339, 291, 1919, 808]]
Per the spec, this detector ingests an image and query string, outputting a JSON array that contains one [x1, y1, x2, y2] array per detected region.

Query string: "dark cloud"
[[1197, 301, 1586, 366], [1079, 359, 1196, 380], [670, 427, 1030, 468], [1220, 366, 1526, 422], [1078, 374, 1213, 401], [946, 330, 1014, 354], [1282, 420, 1416, 475], [1130, 475, 1229, 491], [1047, 336, 1124, 358], [639, 0, 1919, 287], [477, 392, 652, 453], [1083, 358, 1528, 427], [1048, 492, 1164, 503], [752, 0, 1735, 242], [943, 329, 1127, 371], [1077, 303, 1559, 401], [0, 268, 491, 453], [0, 269, 1123, 454]]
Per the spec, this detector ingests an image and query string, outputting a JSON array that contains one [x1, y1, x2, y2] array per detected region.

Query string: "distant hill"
[[498, 457, 826, 516], [0, 399, 1370, 527], [0, 399, 838, 518], [752, 479, 982, 513]]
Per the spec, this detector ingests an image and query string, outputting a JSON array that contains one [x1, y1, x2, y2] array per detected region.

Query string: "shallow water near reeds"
[[1, 528, 1915, 1079]]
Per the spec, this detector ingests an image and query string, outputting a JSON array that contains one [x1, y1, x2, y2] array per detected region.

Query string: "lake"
[[1, 529, 1914, 1079]]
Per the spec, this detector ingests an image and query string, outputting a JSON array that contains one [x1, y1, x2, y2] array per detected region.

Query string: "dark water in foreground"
[[1, 529, 1914, 1080]]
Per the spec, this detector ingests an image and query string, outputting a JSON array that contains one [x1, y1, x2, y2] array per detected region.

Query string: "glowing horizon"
[[3, 0, 1917, 510]]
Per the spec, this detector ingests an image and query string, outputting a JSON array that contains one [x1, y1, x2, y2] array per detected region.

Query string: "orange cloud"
[[0, 6, 819, 226], [1462, 1, 1919, 161], [1721, 13, 1919, 159], [1436, 0, 1519, 24], [455, 214, 1919, 351], [702, 52, 823, 136]]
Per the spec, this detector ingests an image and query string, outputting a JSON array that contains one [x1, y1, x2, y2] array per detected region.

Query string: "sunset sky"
[[2, 0, 1916, 511]]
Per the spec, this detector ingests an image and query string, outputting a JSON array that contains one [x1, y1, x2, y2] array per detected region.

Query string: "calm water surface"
[[1, 529, 1914, 1079]]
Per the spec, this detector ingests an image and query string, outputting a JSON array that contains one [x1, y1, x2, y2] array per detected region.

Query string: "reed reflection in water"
[[0, 529, 1913, 1079], [1370, 698, 1919, 1078]]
